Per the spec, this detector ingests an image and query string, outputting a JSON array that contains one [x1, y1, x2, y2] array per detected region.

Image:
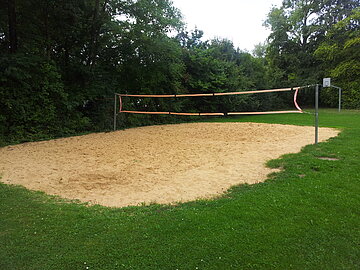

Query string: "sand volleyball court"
[[0, 122, 338, 207]]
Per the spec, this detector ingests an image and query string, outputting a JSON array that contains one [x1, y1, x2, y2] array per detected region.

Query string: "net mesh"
[[116, 87, 303, 116]]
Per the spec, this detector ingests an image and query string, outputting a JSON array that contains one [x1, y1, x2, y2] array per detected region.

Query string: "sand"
[[0, 122, 339, 207]]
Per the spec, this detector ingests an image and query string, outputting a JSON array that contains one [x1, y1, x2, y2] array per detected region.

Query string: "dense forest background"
[[0, 0, 359, 145]]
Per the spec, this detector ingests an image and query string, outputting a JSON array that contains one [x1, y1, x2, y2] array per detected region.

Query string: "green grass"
[[1, 108, 360, 269]]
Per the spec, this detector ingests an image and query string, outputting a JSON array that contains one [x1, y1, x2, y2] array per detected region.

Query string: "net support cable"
[[116, 87, 304, 116]]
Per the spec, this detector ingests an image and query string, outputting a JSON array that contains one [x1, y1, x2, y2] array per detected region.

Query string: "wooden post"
[[114, 94, 117, 131]]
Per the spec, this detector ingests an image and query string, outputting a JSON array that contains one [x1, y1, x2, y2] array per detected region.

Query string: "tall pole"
[[315, 84, 319, 144], [114, 94, 117, 131], [338, 88, 342, 112]]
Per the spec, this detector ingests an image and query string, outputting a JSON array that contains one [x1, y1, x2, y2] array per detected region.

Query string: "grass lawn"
[[1, 109, 359, 269]]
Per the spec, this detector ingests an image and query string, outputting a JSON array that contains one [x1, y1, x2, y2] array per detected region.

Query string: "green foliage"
[[178, 34, 271, 113], [265, 0, 359, 90], [0, 0, 186, 142], [0, 55, 89, 144], [315, 8, 360, 108]]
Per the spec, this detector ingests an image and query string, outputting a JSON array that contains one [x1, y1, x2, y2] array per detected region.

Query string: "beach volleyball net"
[[115, 87, 303, 116]]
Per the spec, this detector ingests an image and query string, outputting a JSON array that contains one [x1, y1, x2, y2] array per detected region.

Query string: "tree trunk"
[[44, 2, 50, 59], [88, 0, 108, 69], [8, 0, 17, 53], [87, 0, 100, 67]]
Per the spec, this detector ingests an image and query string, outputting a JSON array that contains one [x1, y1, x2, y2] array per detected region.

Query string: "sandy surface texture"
[[0, 123, 338, 207]]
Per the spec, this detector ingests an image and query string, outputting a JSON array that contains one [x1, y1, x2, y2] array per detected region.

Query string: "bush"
[[0, 55, 89, 144]]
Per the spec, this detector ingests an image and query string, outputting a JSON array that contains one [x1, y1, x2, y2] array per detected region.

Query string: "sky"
[[171, 0, 283, 51]]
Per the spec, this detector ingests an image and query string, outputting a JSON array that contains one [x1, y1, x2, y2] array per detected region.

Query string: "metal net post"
[[315, 84, 319, 144]]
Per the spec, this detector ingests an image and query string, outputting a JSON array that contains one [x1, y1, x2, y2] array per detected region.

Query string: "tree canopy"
[[315, 8, 360, 108], [0, 0, 359, 145]]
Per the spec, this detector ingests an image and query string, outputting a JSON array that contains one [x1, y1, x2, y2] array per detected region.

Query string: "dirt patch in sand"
[[0, 123, 339, 207]]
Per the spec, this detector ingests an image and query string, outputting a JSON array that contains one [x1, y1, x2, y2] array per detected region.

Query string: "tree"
[[315, 8, 360, 108], [0, 0, 186, 143], [265, 0, 360, 87], [176, 31, 272, 113], [7, 0, 18, 53]]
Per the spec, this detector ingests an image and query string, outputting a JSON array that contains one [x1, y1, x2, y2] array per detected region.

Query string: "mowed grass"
[[1, 109, 360, 269]]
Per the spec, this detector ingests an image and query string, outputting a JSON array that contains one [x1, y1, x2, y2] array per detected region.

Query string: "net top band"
[[116, 87, 297, 98]]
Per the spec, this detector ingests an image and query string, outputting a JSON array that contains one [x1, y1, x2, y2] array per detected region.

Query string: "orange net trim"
[[228, 110, 303, 115], [293, 87, 302, 111], [120, 110, 303, 115]]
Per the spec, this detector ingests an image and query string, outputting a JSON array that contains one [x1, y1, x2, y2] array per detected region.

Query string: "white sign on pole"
[[323, 78, 331, 87]]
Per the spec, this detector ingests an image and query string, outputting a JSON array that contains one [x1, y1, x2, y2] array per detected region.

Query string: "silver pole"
[[114, 94, 117, 131], [339, 88, 342, 112], [315, 84, 319, 144]]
